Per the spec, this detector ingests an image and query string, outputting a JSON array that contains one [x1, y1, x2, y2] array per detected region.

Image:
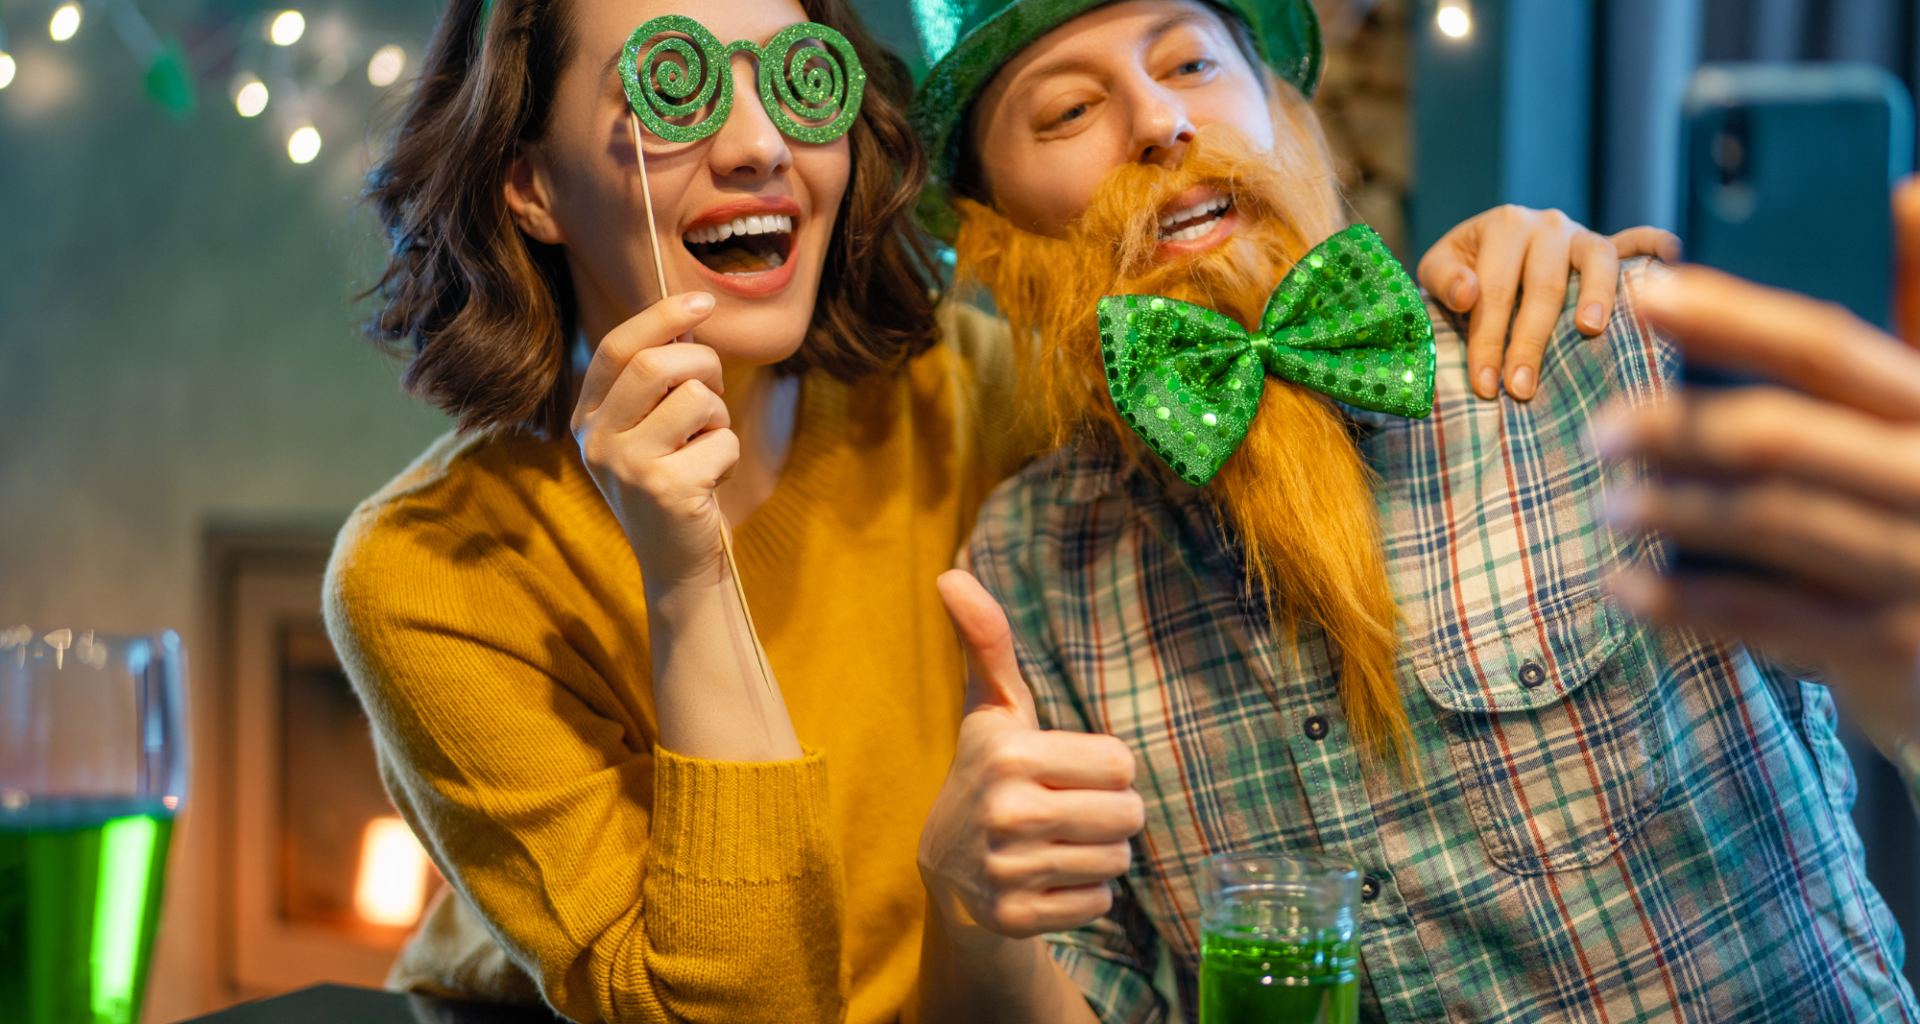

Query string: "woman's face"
[[508, 0, 850, 364], [972, 0, 1270, 242]]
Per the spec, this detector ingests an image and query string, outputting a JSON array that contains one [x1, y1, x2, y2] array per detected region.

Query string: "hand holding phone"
[[1595, 241, 1920, 758], [1668, 63, 1915, 579]]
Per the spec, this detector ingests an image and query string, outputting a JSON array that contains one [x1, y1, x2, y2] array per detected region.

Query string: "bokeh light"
[[367, 45, 405, 88], [287, 126, 321, 164], [354, 817, 431, 927], [270, 11, 306, 47], [49, 4, 82, 42], [0, 53, 15, 91], [1437, 3, 1472, 38], [233, 76, 268, 117]]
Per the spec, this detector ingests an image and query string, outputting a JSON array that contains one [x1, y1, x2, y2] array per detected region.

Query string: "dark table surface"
[[174, 984, 565, 1024]]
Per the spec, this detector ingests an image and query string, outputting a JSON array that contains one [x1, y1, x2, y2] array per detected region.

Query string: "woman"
[[330, 1, 996, 1020], [325, 0, 1667, 1020]]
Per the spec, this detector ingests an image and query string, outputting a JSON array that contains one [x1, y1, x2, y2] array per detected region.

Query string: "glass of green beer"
[[1198, 852, 1361, 1024], [0, 628, 189, 1024]]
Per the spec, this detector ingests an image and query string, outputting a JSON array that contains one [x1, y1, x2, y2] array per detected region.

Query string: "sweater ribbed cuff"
[[648, 745, 834, 883]]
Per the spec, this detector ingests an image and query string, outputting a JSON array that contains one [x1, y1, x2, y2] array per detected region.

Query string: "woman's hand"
[[572, 290, 801, 761], [572, 292, 733, 594], [1596, 242, 1920, 759], [1418, 205, 1682, 401]]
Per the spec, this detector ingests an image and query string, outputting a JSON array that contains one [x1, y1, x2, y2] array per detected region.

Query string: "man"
[[905, 0, 1920, 1021]]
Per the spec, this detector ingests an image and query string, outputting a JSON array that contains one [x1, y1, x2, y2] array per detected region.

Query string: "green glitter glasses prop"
[[618, 15, 867, 145]]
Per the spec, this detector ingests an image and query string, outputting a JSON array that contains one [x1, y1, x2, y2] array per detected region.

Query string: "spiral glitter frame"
[[618, 15, 867, 145]]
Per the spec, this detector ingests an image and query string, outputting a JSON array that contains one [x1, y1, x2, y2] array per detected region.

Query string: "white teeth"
[[684, 213, 795, 246], [1154, 196, 1230, 241], [1157, 196, 1229, 228]]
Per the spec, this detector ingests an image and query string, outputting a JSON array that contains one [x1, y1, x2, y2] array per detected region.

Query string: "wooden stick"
[[630, 112, 672, 304], [628, 111, 779, 699]]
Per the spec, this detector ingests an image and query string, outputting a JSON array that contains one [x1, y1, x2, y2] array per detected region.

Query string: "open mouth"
[[1157, 195, 1232, 243], [682, 214, 795, 275]]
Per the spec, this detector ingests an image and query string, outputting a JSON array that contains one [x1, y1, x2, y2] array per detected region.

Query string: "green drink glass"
[[0, 629, 189, 1024], [1198, 852, 1361, 1024]]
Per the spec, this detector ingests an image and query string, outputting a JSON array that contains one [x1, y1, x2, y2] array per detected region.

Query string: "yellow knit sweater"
[[323, 306, 1018, 1024]]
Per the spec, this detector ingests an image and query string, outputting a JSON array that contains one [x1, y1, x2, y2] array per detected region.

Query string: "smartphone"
[[1680, 62, 1912, 329], [1670, 63, 1914, 576]]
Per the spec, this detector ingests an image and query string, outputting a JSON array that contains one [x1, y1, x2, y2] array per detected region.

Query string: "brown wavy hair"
[[364, 0, 941, 437]]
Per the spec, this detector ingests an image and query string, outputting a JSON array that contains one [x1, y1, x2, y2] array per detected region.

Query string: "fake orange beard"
[[955, 118, 1411, 762]]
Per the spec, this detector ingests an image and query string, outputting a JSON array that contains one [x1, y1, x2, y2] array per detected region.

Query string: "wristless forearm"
[[647, 570, 802, 763]]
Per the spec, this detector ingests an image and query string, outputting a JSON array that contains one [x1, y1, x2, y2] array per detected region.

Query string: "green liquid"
[[0, 804, 176, 1024], [1200, 932, 1358, 1024]]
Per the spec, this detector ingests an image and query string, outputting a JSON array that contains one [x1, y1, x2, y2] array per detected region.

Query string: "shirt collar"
[[1040, 442, 1135, 505]]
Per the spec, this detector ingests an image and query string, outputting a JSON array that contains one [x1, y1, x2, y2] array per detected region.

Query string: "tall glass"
[[1198, 852, 1360, 1024], [0, 628, 189, 1024]]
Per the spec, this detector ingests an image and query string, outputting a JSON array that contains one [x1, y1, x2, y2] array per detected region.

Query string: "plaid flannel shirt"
[[965, 261, 1919, 1024]]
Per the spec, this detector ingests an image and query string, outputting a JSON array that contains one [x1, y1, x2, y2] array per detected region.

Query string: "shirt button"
[[1518, 662, 1547, 689], [1361, 875, 1381, 902], [1304, 714, 1330, 740]]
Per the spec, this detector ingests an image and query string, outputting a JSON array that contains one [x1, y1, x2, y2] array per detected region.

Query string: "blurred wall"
[[0, 4, 449, 1019]]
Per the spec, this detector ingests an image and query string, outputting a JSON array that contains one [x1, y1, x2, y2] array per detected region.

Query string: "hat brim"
[[908, 0, 1323, 185]]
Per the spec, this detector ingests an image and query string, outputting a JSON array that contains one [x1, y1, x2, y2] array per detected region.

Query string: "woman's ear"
[[505, 151, 566, 245]]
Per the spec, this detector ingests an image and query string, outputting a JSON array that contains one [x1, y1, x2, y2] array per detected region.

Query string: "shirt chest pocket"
[[1411, 598, 1670, 877]]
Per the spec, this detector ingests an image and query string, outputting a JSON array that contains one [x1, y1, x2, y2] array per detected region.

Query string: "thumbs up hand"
[[917, 571, 1147, 940]]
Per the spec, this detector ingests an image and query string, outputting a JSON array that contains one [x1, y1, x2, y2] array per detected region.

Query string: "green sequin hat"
[[908, 0, 1322, 183]]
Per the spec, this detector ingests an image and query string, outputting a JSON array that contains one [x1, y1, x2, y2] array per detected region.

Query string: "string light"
[[367, 44, 405, 87], [0, 53, 14, 91], [50, 3, 83, 42], [1436, 2, 1472, 39], [232, 74, 269, 117], [287, 125, 321, 163], [16, 0, 421, 168], [270, 10, 306, 47]]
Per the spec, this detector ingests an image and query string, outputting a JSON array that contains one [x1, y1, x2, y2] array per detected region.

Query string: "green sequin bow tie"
[[1098, 224, 1436, 488], [620, 15, 866, 145]]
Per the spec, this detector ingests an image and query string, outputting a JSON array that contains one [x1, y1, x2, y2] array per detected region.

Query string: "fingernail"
[[1449, 281, 1468, 310], [1640, 273, 1676, 310], [1580, 302, 1604, 329], [1590, 411, 1628, 458], [1605, 488, 1647, 530], [1476, 367, 1499, 398], [684, 292, 715, 313], [1603, 569, 1660, 618], [1509, 365, 1534, 399]]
